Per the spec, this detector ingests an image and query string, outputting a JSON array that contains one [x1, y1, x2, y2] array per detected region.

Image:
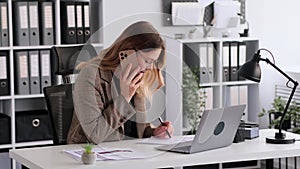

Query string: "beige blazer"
[[67, 57, 154, 144]]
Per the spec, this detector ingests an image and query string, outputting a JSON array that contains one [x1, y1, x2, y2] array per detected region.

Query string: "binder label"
[[19, 6, 28, 29], [0, 57, 7, 79], [76, 5, 82, 27], [1, 5, 7, 29], [30, 54, 39, 77], [29, 5, 38, 28], [67, 5, 75, 27], [41, 54, 50, 76], [19, 55, 28, 78], [84, 5, 89, 27], [44, 6, 53, 28]]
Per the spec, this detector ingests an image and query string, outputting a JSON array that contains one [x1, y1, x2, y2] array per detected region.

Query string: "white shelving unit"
[[164, 37, 260, 168], [165, 37, 260, 136], [0, 0, 103, 168]]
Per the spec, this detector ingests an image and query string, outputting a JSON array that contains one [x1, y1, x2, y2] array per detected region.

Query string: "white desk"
[[9, 129, 300, 169]]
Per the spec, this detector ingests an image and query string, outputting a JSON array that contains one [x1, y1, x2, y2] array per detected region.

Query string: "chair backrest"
[[51, 44, 97, 83], [45, 44, 97, 145], [43, 83, 74, 145]]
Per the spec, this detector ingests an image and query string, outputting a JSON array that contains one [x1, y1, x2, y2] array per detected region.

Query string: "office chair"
[[44, 44, 97, 145], [43, 84, 74, 145], [51, 44, 97, 83]]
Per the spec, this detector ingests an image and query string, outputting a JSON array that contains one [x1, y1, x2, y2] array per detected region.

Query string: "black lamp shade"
[[237, 52, 261, 82]]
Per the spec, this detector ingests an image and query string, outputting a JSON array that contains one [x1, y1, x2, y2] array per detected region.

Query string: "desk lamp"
[[237, 48, 299, 144]]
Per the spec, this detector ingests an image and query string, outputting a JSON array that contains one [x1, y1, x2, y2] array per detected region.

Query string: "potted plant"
[[81, 143, 96, 165], [258, 96, 300, 133], [182, 65, 207, 134], [188, 28, 197, 39]]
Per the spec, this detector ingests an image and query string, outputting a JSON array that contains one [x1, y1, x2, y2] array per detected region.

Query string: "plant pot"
[[81, 152, 96, 165], [269, 112, 291, 130]]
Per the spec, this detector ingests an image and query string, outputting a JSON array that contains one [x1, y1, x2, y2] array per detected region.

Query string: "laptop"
[[155, 104, 246, 154]]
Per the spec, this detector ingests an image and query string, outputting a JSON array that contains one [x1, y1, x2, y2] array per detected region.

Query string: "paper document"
[[138, 135, 194, 145], [64, 147, 147, 161]]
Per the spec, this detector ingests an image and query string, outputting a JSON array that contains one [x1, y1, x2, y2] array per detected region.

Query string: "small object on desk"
[[244, 123, 259, 139], [233, 121, 245, 143], [158, 116, 172, 138], [174, 33, 185, 39]]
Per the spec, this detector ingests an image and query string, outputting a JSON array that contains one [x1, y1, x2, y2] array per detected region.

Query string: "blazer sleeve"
[[73, 65, 136, 144], [134, 94, 155, 138]]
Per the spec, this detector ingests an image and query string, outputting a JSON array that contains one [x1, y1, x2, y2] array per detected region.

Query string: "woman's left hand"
[[153, 121, 174, 138]]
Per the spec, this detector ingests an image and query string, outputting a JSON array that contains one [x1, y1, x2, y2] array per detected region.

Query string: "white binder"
[[222, 43, 230, 81], [207, 43, 214, 82], [199, 43, 209, 83], [230, 43, 238, 81]]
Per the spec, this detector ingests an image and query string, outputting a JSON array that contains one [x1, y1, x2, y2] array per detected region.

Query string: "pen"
[[158, 116, 172, 138]]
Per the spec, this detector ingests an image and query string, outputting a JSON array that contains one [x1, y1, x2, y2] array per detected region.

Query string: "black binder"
[[61, 1, 76, 44], [0, 51, 10, 96], [75, 2, 84, 43], [83, 2, 90, 42]]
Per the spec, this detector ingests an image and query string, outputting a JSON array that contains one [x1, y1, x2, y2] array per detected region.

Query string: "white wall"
[[247, 0, 300, 127], [247, 0, 300, 68], [102, 0, 202, 47]]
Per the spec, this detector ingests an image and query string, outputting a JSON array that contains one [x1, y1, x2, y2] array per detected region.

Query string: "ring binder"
[[40, 1, 54, 45], [83, 2, 90, 42], [29, 51, 40, 94], [0, 2, 9, 47], [15, 51, 30, 95], [61, 1, 76, 44], [40, 50, 52, 93], [13, 1, 29, 46], [76, 2, 84, 44], [28, 1, 40, 46], [0, 51, 10, 96]]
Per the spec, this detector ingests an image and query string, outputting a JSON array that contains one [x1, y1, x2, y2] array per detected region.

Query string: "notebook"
[[155, 104, 246, 154]]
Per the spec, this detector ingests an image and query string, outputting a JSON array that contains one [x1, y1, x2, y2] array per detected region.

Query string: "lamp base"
[[266, 136, 295, 144]]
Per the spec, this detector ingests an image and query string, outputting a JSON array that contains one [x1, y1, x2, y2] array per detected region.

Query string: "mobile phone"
[[119, 49, 140, 75]]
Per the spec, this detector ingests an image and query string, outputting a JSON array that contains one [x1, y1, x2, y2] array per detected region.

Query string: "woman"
[[67, 21, 174, 144]]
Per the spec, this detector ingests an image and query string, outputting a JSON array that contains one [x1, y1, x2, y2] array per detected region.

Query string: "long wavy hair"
[[92, 21, 166, 99]]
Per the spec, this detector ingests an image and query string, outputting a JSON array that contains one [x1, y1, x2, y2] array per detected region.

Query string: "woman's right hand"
[[120, 63, 143, 102]]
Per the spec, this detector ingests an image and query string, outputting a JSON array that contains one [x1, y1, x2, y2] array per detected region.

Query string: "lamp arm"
[[260, 58, 299, 136]]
